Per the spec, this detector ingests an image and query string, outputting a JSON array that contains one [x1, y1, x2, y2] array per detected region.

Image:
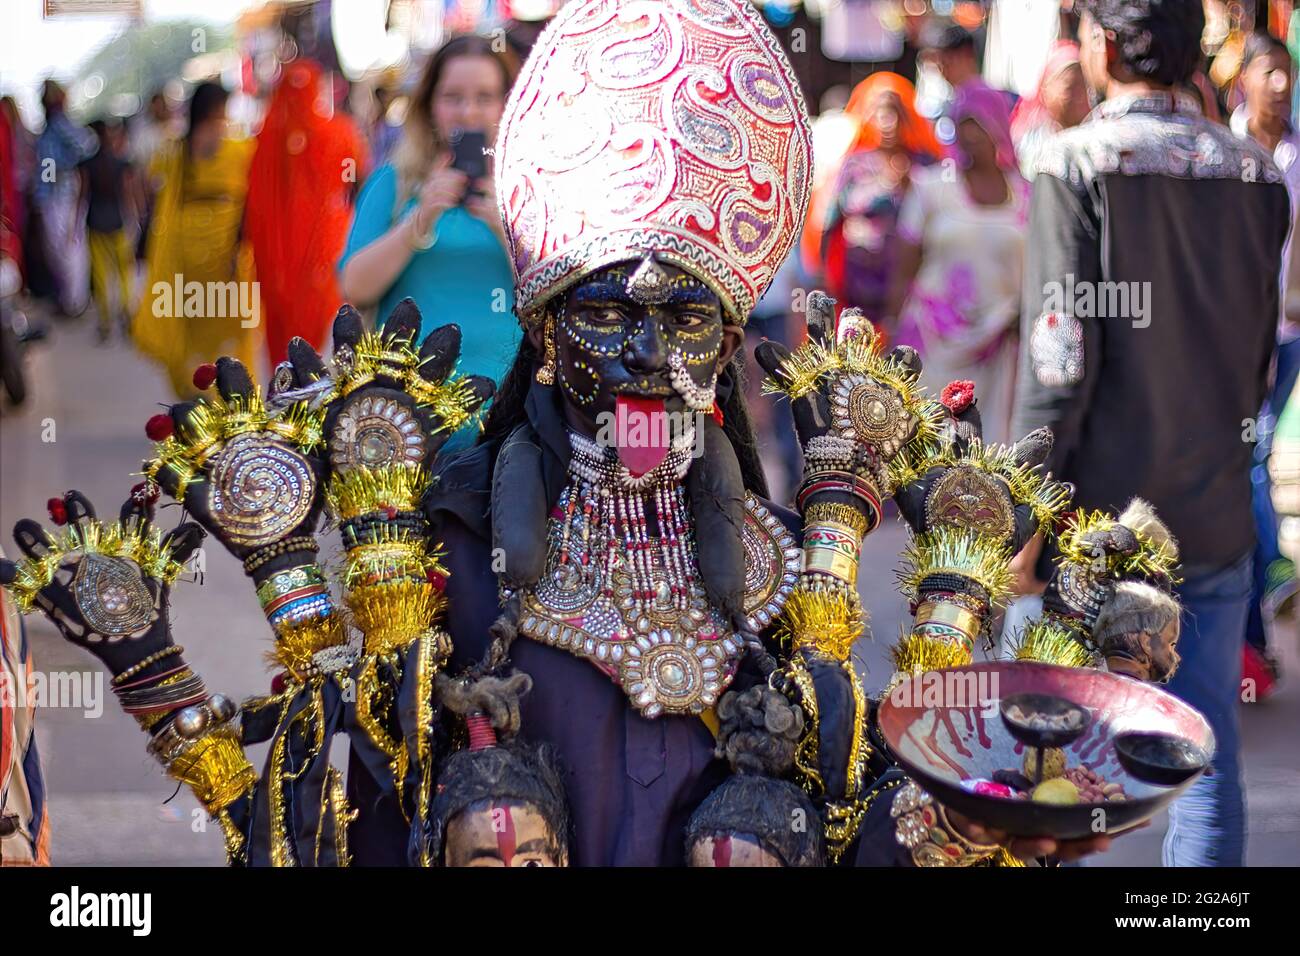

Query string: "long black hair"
[[184, 81, 229, 157]]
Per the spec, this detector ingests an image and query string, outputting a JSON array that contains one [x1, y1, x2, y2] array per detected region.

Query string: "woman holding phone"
[[339, 35, 520, 398]]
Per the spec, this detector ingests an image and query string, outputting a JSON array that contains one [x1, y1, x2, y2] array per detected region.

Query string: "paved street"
[[2, 313, 1297, 865]]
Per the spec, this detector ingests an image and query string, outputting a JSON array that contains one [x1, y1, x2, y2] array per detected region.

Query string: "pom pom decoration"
[[192, 363, 218, 391], [46, 497, 68, 525], [145, 414, 175, 442], [941, 380, 976, 415]]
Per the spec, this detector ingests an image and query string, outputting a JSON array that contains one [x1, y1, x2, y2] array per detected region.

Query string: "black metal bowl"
[[999, 692, 1091, 749], [1114, 731, 1211, 786], [878, 661, 1215, 839]]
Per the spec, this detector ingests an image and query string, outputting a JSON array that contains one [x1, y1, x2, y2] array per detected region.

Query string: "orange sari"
[[245, 60, 367, 365], [800, 73, 941, 278]]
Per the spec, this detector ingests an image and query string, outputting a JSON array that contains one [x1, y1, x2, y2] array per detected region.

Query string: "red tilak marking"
[[494, 803, 518, 866], [712, 836, 732, 868]]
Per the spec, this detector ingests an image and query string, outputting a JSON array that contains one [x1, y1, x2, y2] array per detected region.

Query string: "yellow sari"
[[132, 137, 262, 397]]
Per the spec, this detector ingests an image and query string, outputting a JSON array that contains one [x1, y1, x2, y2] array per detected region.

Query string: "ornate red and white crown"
[[495, 0, 814, 325]]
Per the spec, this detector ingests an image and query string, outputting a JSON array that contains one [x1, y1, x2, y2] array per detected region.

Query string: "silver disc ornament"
[[830, 373, 911, 458], [207, 433, 317, 547], [330, 393, 428, 473]]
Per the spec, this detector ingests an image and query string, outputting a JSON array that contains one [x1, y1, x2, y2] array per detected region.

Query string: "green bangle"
[[256, 564, 327, 609]]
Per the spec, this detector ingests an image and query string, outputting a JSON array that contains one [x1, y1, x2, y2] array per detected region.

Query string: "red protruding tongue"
[[615, 395, 669, 477]]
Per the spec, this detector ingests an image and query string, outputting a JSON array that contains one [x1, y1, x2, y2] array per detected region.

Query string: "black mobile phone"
[[450, 129, 488, 182]]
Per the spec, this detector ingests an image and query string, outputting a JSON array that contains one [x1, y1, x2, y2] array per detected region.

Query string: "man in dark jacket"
[[1011, 0, 1292, 865]]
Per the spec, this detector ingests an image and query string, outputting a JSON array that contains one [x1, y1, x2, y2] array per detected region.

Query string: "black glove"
[[150, 356, 326, 568], [280, 300, 496, 483], [895, 427, 1058, 560], [0, 489, 204, 679]]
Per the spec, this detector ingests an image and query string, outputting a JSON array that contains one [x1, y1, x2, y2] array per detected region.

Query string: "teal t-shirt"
[[339, 163, 520, 388]]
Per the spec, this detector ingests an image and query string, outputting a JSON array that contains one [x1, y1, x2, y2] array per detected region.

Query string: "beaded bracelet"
[[111, 645, 185, 687], [268, 593, 334, 629], [917, 572, 991, 606], [243, 536, 320, 575]]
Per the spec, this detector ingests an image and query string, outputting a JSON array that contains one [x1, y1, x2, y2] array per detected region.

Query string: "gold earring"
[[535, 314, 557, 385]]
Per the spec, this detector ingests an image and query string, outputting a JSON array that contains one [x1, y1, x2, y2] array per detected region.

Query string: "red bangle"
[[797, 472, 882, 530], [112, 662, 189, 692], [262, 584, 330, 619]]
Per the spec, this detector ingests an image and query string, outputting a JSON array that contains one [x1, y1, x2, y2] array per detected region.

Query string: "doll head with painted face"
[[424, 672, 571, 867], [1094, 581, 1182, 684], [1092, 498, 1182, 684], [686, 685, 825, 867], [435, 743, 570, 867]]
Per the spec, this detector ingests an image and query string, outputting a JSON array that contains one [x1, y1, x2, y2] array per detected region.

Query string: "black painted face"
[[554, 258, 725, 430]]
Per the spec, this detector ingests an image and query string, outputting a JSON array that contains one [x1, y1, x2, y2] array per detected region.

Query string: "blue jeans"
[[1247, 337, 1300, 650], [1163, 552, 1252, 867]]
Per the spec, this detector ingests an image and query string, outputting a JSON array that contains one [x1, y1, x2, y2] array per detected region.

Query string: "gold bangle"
[[938, 804, 1001, 855], [802, 519, 863, 586], [891, 781, 999, 867], [914, 600, 981, 643], [802, 547, 860, 585]]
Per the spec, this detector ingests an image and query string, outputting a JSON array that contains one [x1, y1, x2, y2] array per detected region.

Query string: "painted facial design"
[[555, 257, 725, 425], [444, 800, 565, 867], [687, 834, 785, 867]]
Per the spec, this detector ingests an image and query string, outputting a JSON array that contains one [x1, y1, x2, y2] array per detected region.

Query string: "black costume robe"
[[345, 378, 911, 866]]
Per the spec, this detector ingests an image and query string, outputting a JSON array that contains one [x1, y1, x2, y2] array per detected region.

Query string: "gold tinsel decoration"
[[889, 629, 974, 680], [780, 654, 825, 796], [327, 463, 431, 520], [804, 501, 872, 537], [1008, 619, 1097, 669], [895, 526, 1015, 606], [927, 439, 1073, 531], [340, 526, 447, 592], [164, 726, 258, 815], [334, 331, 480, 434], [1056, 509, 1181, 584], [143, 390, 325, 499], [759, 326, 946, 490], [346, 579, 448, 657], [4, 519, 188, 613], [266, 611, 352, 678], [771, 586, 865, 661]]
